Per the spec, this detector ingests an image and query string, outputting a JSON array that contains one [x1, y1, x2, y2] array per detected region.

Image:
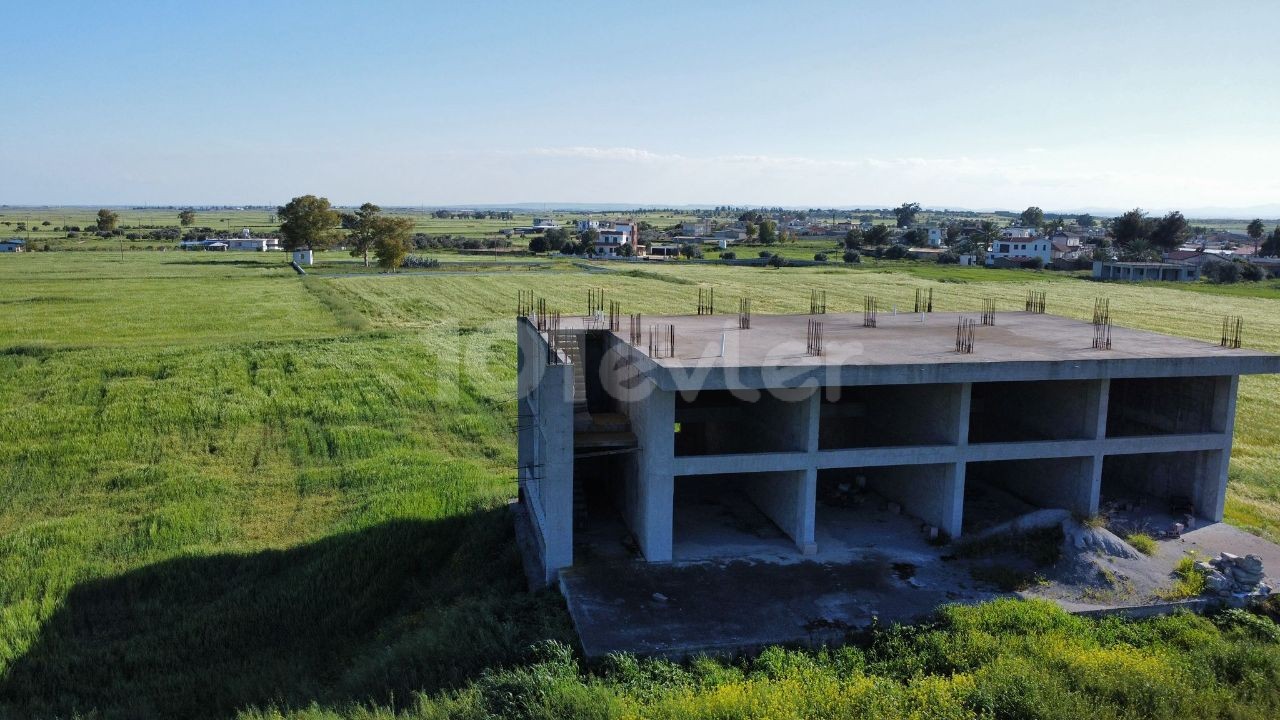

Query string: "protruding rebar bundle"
[[981, 298, 996, 326], [516, 289, 534, 318], [546, 312, 563, 363], [1093, 317, 1112, 350], [863, 296, 878, 328], [806, 319, 824, 356], [914, 288, 933, 313], [629, 313, 642, 345], [1221, 315, 1243, 349], [535, 297, 549, 331], [648, 323, 677, 358], [608, 300, 621, 331], [1092, 298, 1111, 326], [1025, 290, 1046, 314], [587, 288, 605, 317], [738, 297, 752, 330], [809, 289, 827, 315], [697, 287, 715, 315], [955, 317, 976, 353]]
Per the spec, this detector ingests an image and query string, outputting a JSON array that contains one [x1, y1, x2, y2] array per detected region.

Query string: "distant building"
[[292, 249, 314, 265], [680, 221, 710, 237], [576, 219, 600, 232], [533, 218, 558, 228], [1001, 227, 1038, 239], [987, 235, 1052, 266], [592, 222, 639, 257], [926, 228, 944, 247], [0, 239, 25, 252], [228, 237, 280, 251], [1092, 261, 1200, 282]]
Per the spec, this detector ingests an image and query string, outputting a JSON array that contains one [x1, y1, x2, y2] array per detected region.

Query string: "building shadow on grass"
[[0, 508, 573, 720]]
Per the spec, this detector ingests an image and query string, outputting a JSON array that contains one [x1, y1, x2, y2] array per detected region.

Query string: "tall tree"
[[893, 202, 921, 228], [1109, 208, 1150, 248], [864, 224, 892, 246], [843, 227, 864, 249], [1148, 211, 1189, 252], [277, 195, 340, 252], [371, 215, 416, 270], [95, 209, 118, 232], [344, 202, 384, 267], [757, 219, 777, 245], [1247, 218, 1266, 254], [1075, 213, 1096, 228], [1019, 206, 1045, 228], [1261, 226, 1280, 258], [178, 210, 196, 226]]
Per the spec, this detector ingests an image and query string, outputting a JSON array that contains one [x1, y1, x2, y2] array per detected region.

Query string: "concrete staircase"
[[554, 331, 588, 414]]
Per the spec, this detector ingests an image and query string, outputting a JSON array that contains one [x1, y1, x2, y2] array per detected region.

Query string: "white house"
[[292, 249, 314, 265], [576, 219, 600, 232], [987, 235, 1052, 266], [591, 222, 638, 257], [926, 228, 944, 247]]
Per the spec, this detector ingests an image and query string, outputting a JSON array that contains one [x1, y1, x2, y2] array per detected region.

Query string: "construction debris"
[[1203, 553, 1270, 597]]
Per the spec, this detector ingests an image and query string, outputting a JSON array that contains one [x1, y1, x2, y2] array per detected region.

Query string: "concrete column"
[[1200, 375, 1239, 522], [538, 363, 575, 582], [624, 383, 676, 562], [865, 463, 963, 538], [1083, 379, 1109, 518]]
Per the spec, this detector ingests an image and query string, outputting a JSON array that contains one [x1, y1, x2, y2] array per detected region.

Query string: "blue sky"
[[2, 1, 1277, 212]]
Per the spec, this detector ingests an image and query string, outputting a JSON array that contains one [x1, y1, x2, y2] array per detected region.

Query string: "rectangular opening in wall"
[[571, 454, 637, 561], [1100, 451, 1220, 523], [675, 389, 809, 456], [672, 472, 809, 561], [968, 380, 1098, 443], [819, 383, 959, 449], [1106, 377, 1218, 437], [963, 457, 1094, 534], [816, 464, 958, 546]]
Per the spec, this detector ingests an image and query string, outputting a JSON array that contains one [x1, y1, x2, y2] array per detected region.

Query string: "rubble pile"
[[1199, 553, 1272, 597]]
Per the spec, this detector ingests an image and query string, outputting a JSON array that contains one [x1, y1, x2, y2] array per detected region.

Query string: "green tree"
[[1109, 208, 1150, 249], [543, 227, 570, 251], [864, 224, 892, 246], [1075, 213, 1096, 228], [893, 202, 921, 228], [1148, 211, 1189, 252], [345, 202, 384, 267], [1261, 226, 1280, 257], [95, 209, 119, 232], [843, 227, 864, 249], [1019, 206, 1044, 228], [527, 235, 548, 253], [744, 222, 757, 242], [1120, 238, 1160, 261], [371, 215, 415, 270], [758, 220, 777, 245], [178, 210, 196, 226], [1247, 218, 1266, 253], [277, 195, 340, 252]]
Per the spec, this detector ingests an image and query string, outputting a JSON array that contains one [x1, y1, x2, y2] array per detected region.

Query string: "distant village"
[[5, 208, 1277, 282]]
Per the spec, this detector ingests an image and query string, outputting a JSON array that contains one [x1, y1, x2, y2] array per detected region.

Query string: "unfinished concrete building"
[[515, 304, 1280, 586]]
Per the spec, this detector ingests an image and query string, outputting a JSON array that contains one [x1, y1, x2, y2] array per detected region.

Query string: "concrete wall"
[[969, 456, 1097, 517], [516, 319, 575, 583], [860, 463, 964, 537], [1107, 376, 1219, 436], [742, 470, 817, 553], [621, 380, 676, 562]]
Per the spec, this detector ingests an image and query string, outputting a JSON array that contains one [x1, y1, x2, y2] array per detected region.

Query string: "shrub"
[[1204, 260, 1241, 284], [719, 251, 736, 260], [843, 250, 861, 264], [884, 244, 908, 260], [813, 252, 828, 262], [1022, 257, 1045, 270], [938, 251, 960, 264], [767, 254, 788, 268], [1241, 263, 1266, 281], [1160, 555, 1207, 599], [758, 250, 773, 259], [1126, 533, 1158, 556]]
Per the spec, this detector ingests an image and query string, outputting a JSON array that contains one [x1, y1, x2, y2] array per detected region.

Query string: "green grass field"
[[2, 252, 1279, 718]]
